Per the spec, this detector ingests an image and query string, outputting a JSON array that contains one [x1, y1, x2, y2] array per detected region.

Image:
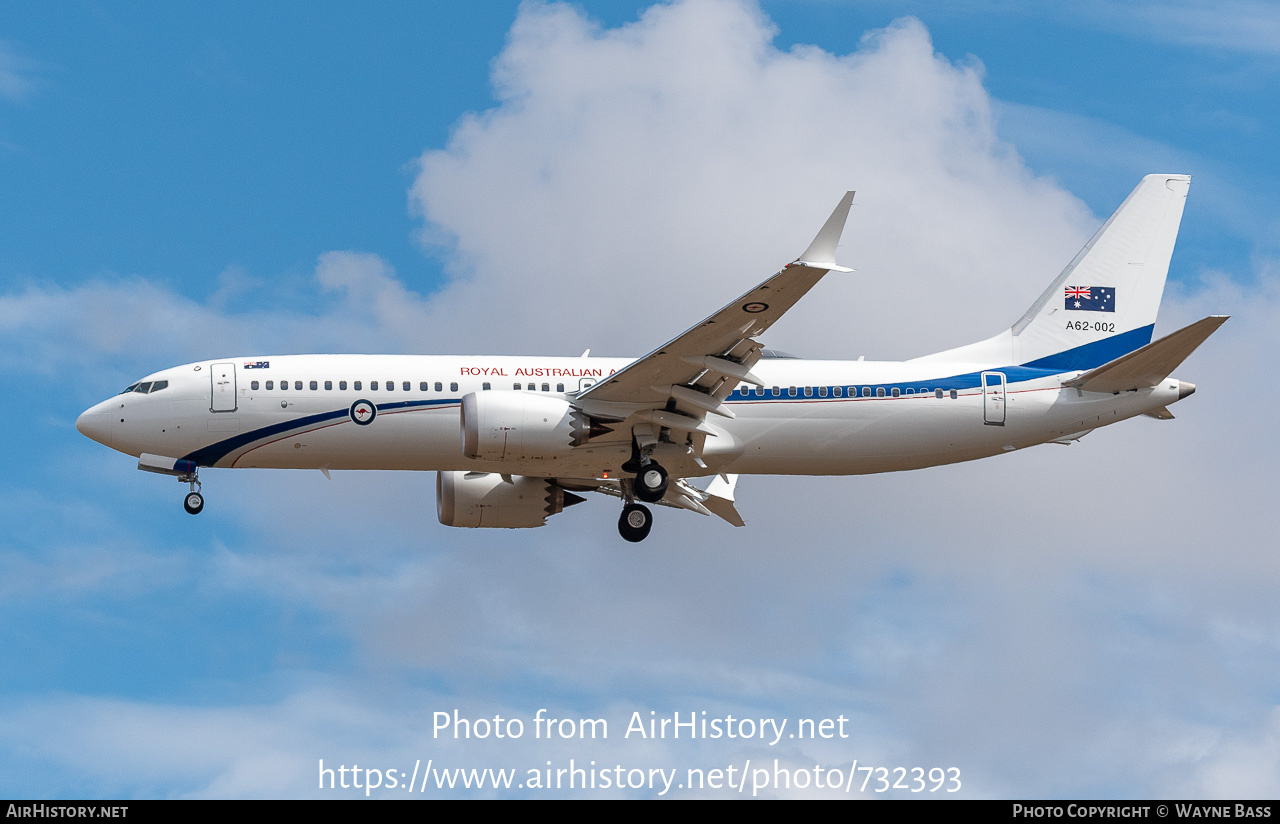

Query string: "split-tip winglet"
[[796, 190, 856, 272]]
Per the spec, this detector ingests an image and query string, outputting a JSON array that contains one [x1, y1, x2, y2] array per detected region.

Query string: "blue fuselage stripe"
[[182, 327, 1156, 467], [182, 398, 458, 466]]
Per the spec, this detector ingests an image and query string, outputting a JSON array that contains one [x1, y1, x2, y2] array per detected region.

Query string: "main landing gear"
[[615, 459, 668, 542], [179, 468, 204, 515], [618, 502, 653, 543], [633, 461, 669, 503]]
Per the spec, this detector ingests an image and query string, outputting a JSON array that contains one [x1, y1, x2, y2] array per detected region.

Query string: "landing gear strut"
[[179, 468, 204, 515], [618, 502, 653, 543]]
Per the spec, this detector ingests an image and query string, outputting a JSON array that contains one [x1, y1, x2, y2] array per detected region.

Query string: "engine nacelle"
[[460, 391, 587, 461], [436, 471, 580, 529]]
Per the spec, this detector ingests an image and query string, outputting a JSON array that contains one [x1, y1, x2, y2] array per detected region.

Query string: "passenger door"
[[981, 371, 1006, 426], [210, 362, 237, 412]]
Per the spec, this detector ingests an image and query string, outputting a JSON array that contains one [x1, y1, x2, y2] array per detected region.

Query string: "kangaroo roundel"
[[349, 399, 377, 426]]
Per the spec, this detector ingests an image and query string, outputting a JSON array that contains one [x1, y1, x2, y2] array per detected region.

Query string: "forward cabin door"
[[981, 371, 1006, 426], [210, 362, 237, 412]]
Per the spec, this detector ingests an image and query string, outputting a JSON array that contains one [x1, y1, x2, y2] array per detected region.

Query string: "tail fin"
[[915, 175, 1191, 370], [1011, 174, 1190, 370]]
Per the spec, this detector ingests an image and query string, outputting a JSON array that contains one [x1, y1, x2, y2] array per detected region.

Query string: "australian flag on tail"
[[1064, 285, 1115, 313]]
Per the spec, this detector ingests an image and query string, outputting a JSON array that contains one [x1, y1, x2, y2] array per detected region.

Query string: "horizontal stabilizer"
[[1065, 315, 1228, 393]]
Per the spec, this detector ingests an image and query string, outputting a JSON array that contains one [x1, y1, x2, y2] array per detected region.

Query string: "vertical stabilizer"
[[1010, 174, 1190, 371]]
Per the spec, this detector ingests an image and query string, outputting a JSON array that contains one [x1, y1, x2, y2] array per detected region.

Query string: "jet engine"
[[436, 471, 584, 528], [460, 392, 594, 461]]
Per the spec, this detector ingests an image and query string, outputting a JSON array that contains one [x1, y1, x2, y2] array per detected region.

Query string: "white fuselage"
[[76, 353, 1184, 480]]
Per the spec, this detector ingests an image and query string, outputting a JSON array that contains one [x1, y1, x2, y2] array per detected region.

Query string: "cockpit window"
[[150, 380, 168, 392], [134, 382, 153, 394], [120, 383, 140, 394]]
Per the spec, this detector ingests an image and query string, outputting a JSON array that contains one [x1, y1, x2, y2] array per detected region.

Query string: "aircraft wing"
[[577, 192, 855, 424]]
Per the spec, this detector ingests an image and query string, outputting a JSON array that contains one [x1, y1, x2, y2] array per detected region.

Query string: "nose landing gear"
[[179, 468, 204, 515]]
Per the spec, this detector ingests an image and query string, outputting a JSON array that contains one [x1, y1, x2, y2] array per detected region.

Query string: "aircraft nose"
[[76, 406, 114, 448]]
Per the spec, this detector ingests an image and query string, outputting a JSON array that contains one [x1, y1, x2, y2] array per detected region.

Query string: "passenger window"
[[892, 388, 901, 398], [818, 386, 828, 397], [513, 383, 521, 390], [905, 388, 914, 396], [541, 383, 550, 392], [294, 381, 302, 390], [325, 381, 332, 391], [527, 383, 535, 390], [832, 387, 842, 397], [435, 382, 443, 392], [557, 383, 565, 392], [371, 381, 379, 391], [771, 387, 780, 397], [950, 389, 958, 399], [420, 382, 428, 391], [483, 382, 491, 390], [354, 381, 362, 391], [403, 381, 410, 391], [310, 380, 318, 391], [340, 381, 347, 391], [251, 381, 260, 390], [281, 381, 289, 391], [935, 389, 944, 399], [876, 387, 885, 397], [803, 387, 813, 397], [386, 380, 394, 391], [266, 380, 274, 390], [788, 387, 797, 397], [450, 382, 458, 392], [862, 387, 871, 398]]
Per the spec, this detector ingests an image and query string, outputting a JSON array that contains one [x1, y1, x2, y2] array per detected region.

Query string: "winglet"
[[795, 191, 855, 271]]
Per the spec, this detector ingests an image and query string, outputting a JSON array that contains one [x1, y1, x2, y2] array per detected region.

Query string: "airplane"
[[77, 174, 1225, 542]]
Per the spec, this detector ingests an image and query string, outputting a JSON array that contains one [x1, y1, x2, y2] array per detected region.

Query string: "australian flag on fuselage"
[[1064, 285, 1115, 313]]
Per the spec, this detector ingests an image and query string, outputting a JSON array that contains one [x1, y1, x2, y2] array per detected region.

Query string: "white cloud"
[[410, 1, 1095, 359], [0, 253, 434, 386], [0, 41, 39, 103], [1086, 0, 1280, 56]]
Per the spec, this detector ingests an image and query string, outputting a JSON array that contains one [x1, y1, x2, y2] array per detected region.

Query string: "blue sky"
[[2, 1, 1278, 798]]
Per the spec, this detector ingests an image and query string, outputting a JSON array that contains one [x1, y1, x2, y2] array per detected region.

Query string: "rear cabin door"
[[981, 371, 1006, 426], [210, 362, 237, 412]]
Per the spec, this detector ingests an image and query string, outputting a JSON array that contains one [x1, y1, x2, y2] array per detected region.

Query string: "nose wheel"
[[618, 503, 653, 543], [178, 469, 204, 515]]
